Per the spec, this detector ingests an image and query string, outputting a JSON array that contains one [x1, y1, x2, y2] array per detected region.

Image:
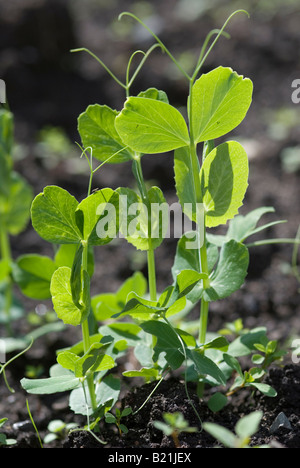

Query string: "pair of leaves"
[[77, 87, 170, 164], [31, 186, 118, 246], [115, 67, 252, 155]]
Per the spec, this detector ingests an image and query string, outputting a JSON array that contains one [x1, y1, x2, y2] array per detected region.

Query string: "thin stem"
[[0, 224, 13, 333], [245, 238, 300, 248], [126, 43, 162, 95], [119, 12, 191, 81], [132, 156, 157, 302], [81, 243, 97, 413], [147, 249, 157, 301], [191, 10, 249, 81], [70, 48, 127, 90]]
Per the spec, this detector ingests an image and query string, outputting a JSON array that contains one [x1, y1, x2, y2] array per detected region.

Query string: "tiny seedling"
[[44, 419, 79, 444], [154, 412, 197, 448], [203, 411, 269, 448], [0, 418, 17, 447], [105, 407, 132, 436]]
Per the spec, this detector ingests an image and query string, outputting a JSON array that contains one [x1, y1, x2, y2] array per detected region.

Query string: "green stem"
[[0, 225, 13, 334], [188, 82, 210, 344], [81, 243, 97, 413], [132, 156, 157, 302]]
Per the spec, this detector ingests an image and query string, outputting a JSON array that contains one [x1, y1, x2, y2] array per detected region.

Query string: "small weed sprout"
[[105, 407, 132, 436], [0, 418, 17, 446], [154, 412, 197, 448]]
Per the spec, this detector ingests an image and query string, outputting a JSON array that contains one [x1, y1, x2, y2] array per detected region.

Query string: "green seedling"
[[0, 108, 33, 333], [44, 419, 78, 444], [105, 407, 132, 436], [0, 418, 17, 446], [19, 9, 299, 439], [252, 339, 287, 369], [203, 411, 269, 448], [154, 412, 197, 448]]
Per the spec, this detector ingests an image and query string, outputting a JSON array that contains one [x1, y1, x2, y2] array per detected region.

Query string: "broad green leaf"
[[99, 322, 142, 347], [202, 240, 249, 302], [21, 370, 80, 395], [228, 327, 268, 357], [235, 411, 263, 439], [0, 172, 33, 235], [92, 272, 147, 321], [74, 343, 115, 378], [76, 188, 119, 245], [207, 392, 228, 412], [140, 320, 187, 370], [57, 351, 80, 373], [78, 104, 134, 163], [200, 141, 249, 228], [250, 382, 277, 397], [187, 349, 227, 385], [50, 266, 90, 326], [13, 254, 56, 299], [115, 97, 190, 153], [117, 186, 167, 250], [31, 186, 82, 244], [123, 367, 160, 380], [202, 422, 236, 448], [192, 66, 253, 142]]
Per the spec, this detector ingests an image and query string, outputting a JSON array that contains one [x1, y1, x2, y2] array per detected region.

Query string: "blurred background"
[[0, 0, 300, 324]]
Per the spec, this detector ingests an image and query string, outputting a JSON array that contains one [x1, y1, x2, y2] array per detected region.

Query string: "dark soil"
[[1, 0, 300, 450]]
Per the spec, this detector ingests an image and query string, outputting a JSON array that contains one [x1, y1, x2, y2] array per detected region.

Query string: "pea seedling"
[[203, 411, 269, 448], [20, 10, 296, 439], [0, 108, 33, 333], [154, 412, 197, 448]]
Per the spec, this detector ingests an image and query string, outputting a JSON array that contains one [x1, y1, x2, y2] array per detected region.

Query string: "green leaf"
[[207, 392, 228, 412], [21, 371, 80, 395], [92, 272, 147, 321], [74, 343, 115, 378], [188, 349, 227, 385], [31, 186, 82, 244], [78, 104, 134, 163], [228, 327, 268, 357], [99, 323, 141, 347], [202, 422, 236, 448], [76, 188, 119, 245], [235, 411, 263, 439], [250, 383, 277, 397], [55, 243, 94, 277], [140, 320, 186, 370], [50, 266, 90, 326], [117, 186, 167, 250], [0, 172, 33, 235], [115, 97, 190, 153], [202, 240, 249, 302], [123, 367, 160, 380], [192, 66, 253, 142], [200, 141, 249, 228], [13, 254, 56, 299]]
